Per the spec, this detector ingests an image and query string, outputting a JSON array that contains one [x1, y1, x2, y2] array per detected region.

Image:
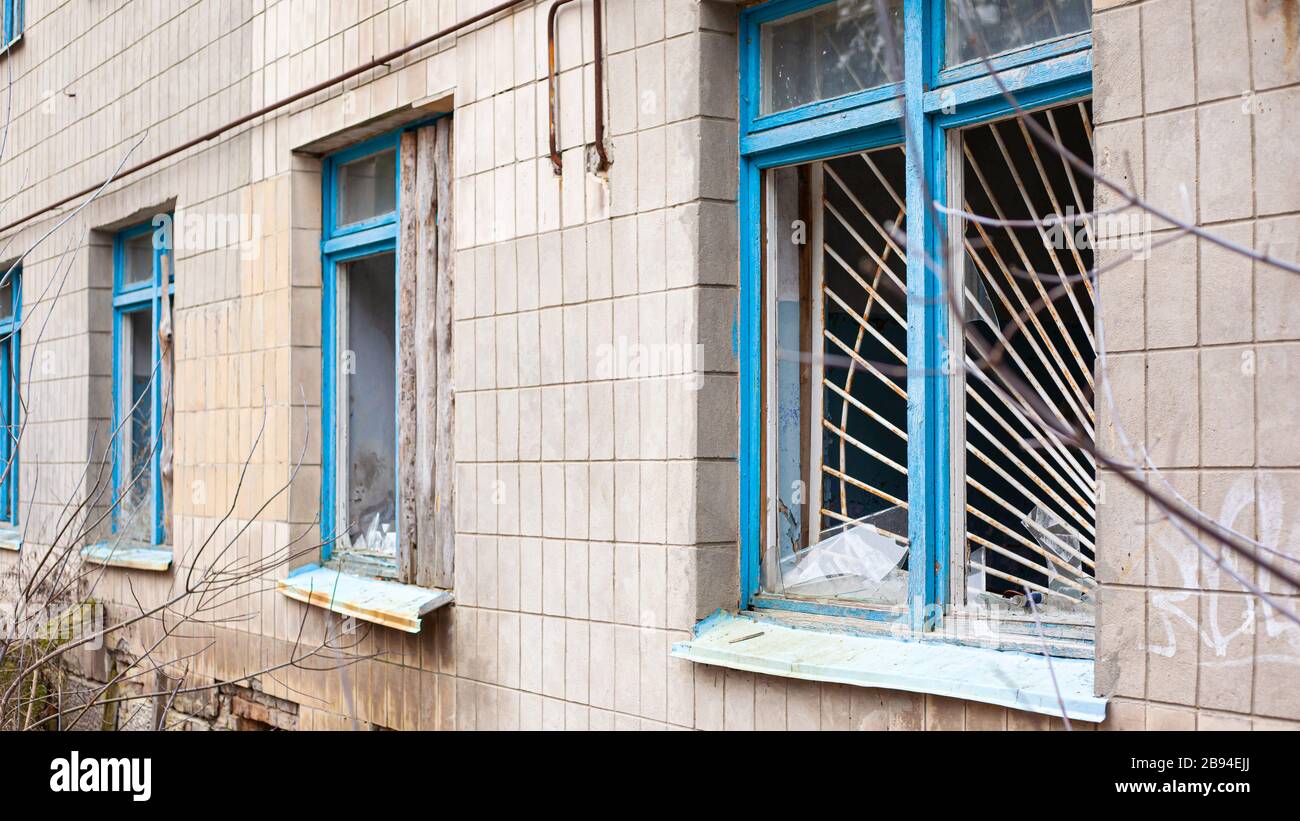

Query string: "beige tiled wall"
[[1091, 0, 1300, 729], [0, 0, 1296, 730]]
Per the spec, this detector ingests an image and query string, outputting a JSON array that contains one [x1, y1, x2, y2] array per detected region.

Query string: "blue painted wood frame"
[[736, 0, 1092, 628], [319, 232, 398, 563], [938, 33, 1091, 87], [322, 131, 403, 243], [0, 265, 20, 526], [929, 0, 1090, 86], [902, 0, 948, 631], [2, 0, 22, 48], [929, 51, 1092, 127], [111, 218, 174, 546]]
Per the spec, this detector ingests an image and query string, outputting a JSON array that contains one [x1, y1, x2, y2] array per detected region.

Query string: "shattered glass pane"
[[341, 252, 398, 562], [964, 260, 998, 329], [762, 146, 911, 608], [760, 0, 903, 115], [960, 102, 1096, 623], [780, 507, 909, 600], [946, 0, 1091, 67], [338, 149, 397, 227], [1026, 504, 1087, 600], [123, 232, 155, 287], [118, 308, 154, 543]]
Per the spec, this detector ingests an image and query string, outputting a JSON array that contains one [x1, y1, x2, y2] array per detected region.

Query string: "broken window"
[[742, 0, 1094, 650], [112, 221, 174, 547], [321, 121, 455, 589], [955, 101, 1096, 627], [333, 252, 399, 564], [323, 134, 403, 580], [762, 146, 911, 609], [0, 267, 19, 528]]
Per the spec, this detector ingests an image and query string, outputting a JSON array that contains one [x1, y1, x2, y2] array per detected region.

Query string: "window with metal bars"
[[740, 0, 1094, 651], [762, 147, 912, 611], [955, 101, 1096, 635]]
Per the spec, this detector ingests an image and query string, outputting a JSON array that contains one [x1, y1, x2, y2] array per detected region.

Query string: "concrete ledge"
[[277, 564, 452, 634], [0, 526, 21, 552], [81, 542, 173, 572], [672, 611, 1107, 723]]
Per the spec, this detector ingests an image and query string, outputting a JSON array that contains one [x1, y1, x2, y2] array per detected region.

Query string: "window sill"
[[276, 564, 452, 634], [81, 542, 173, 572], [671, 611, 1107, 723]]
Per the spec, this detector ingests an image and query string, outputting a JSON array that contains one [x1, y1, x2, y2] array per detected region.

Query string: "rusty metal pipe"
[[592, 0, 610, 171], [547, 0, 579, 175], [548, 0, 610, 175], [0, 0, 534, 237]]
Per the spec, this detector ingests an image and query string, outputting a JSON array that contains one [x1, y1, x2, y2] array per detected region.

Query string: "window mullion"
[[945, 125, 968, 613], [761, 171, 777, 586], [902, 0, 928, 629], [902, 0, 948, 630], [335, 268, 349, 557]]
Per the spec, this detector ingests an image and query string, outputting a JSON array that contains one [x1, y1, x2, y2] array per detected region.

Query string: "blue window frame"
[[320, 130, 403, 578], [112, 219, 174, 547], [2, 1, 23, 49], [738, 0, 1094, 637], [0, 264, 20, 527]]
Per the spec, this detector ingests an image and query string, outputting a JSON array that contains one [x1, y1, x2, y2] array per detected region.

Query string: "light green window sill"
[[81, 542, 173, 572], [671, 610, 1107, 723], [0, 524, 20, 552], [276, 564, 452, 634]]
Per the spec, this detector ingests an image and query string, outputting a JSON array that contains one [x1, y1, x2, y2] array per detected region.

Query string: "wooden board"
[[397, 129, 420, 582], [414, 124, 439, 589], [430, 116, 456, 590]]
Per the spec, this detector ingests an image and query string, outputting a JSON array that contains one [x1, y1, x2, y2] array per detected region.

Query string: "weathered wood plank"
[[414, 124, 439, 589], [397, 129, 420, 583], [157, 253, 175, 545], [431, 116, 456, 589]]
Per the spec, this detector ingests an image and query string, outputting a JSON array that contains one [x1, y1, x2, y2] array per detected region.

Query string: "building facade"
[[0, 0, 1297, 730]]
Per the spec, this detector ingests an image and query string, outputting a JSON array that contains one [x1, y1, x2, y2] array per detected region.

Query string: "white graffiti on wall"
[[1147, 474, 1300, 668]]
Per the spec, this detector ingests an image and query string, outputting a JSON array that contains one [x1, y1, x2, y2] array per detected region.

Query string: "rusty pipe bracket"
[[548, 0, 611, 176]]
